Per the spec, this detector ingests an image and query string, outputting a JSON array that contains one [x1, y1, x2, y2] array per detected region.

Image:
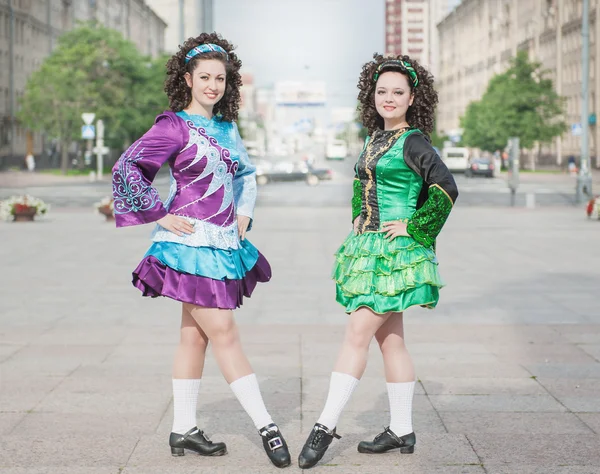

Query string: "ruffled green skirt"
[[333, 231, 444, 314]]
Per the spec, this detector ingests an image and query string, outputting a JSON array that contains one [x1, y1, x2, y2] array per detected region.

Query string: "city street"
[[1, 179, 599, 473], [2, 0, 598, 471], [0, 161, 594, 210]]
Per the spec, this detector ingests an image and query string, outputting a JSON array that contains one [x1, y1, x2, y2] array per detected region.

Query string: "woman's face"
[[184, 59, 226, 110], [374, 71, 414, 123]]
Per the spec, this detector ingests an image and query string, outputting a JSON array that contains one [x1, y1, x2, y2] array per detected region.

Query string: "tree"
[[430, 121, 448, 149], [355, 105, 368, 140], [17, 21, 166, 173], [114, 53, 170, 148], [460, 50, 567, 153]]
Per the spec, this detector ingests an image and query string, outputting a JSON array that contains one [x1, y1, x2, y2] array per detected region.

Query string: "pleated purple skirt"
[[132, 253, 271, 309]]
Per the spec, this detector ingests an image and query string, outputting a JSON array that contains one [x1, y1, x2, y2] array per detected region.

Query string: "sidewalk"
[[1, 205, 599, 473], [0, 170, 92, 188]]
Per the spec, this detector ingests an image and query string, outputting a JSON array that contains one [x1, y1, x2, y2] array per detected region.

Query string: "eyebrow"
[[197, 72, 225, 76]]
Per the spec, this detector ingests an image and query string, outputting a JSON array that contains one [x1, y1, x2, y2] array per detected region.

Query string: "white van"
[[442, 147, 470, 173], [326, 140, 348, 160]]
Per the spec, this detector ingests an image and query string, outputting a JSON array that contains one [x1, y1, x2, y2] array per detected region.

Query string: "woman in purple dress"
[[111, 33, 291, 469]]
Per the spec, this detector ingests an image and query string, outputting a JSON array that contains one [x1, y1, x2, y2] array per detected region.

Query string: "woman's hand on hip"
[[237, 215, 251, 241], [156, 214, 194, 237], [382, 220, 409, 240]]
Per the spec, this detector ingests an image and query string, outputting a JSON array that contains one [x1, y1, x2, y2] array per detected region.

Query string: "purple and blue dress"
[[112, 110, 271, 309]]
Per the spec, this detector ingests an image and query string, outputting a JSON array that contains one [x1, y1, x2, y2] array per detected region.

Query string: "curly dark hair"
[[357, 53, 437, 136], [164, 32, 242, 122]]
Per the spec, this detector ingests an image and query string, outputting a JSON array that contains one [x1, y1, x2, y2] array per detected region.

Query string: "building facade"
[[0, 0, 166, 165], [385, 0, 461, 74], [428, 0, 461, 74], [385, 0, 431, 67], [146, 0, 213, 53], [437, 0, 600, 166]]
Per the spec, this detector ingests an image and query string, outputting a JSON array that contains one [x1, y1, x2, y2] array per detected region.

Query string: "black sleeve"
[[403, 133, 459, 203], [403, 133, 459, 248]]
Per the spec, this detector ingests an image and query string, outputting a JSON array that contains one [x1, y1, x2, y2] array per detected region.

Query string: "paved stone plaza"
[[1, 203, 599, 473]]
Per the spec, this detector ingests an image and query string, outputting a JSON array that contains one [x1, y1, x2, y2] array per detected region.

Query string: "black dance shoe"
[[169, 427, 227, 456], [298, 423, 341, 469], [357, 427, 416, 454], [259, 423, 291, 468]]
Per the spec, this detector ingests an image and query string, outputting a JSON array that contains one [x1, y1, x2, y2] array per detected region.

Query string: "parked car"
[[442, 147, 470, 173], [255, 160, 333, 186], [466, 156, 495, 178], [325, 140, 348, 160]]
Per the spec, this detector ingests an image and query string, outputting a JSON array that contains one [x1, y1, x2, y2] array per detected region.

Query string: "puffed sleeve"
[[231, 122, 257, 221], [403, 133, 459, 248], [112, 112, 184, 228]]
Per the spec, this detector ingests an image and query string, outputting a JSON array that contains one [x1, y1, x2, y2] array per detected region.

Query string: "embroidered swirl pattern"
[[113, 141, 162, 215]]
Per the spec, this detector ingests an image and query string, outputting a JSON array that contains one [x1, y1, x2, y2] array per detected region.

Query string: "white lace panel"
[[151, 218, 240, 250]]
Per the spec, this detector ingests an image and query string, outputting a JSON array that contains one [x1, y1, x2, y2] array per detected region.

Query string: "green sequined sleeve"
[[406, 185, 454, 248], [352, 178, 362, 222]]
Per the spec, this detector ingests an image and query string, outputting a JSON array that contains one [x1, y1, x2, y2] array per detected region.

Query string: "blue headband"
[[185, 43, 229, 63]]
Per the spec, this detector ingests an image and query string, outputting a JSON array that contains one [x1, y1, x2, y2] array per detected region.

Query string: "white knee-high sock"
[[172, 378, 201, 434], [387, 381, 415, 437], [316, 372, 360, 430], [229, 373, 274, 430]]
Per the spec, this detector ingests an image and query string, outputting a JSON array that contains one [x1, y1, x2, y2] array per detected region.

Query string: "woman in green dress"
[[298, 54, 459, 469]]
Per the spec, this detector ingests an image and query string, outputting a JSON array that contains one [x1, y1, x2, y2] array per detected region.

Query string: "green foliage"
[[355, 105, 368, 140], [17, 21, 169, 172], [460, 50, 567, 152], [115, 52, 170, 147], [430, 123, 448, 149]]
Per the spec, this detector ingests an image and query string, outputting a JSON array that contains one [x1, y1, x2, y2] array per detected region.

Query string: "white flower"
[[593, 197, 600, 220]]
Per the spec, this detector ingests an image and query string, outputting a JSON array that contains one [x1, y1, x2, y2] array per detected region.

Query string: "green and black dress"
[[333, 127, 459, 314]]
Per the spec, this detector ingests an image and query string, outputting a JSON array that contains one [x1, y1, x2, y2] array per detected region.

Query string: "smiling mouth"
[[205, 93, 218, 99], [383, 106, 396, 111]]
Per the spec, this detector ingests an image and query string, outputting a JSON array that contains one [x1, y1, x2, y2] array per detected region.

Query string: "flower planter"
[[98, 205, 115, 221], [587, 197, 600, 220], [0, 195, 48, 222], [13, 206, 37, 222]]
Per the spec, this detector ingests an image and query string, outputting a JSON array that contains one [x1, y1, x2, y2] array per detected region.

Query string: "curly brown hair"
[[357, 53, 437, 136], [164, 32, 243, 122]]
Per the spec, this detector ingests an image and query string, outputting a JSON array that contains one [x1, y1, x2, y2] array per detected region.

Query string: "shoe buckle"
[[268, 436, 283, 451]]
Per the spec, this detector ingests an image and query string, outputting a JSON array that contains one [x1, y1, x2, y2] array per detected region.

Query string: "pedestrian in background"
[[111, 32, 291, 469], [25, 153, 35, 172], [298, 54, 458, 469]]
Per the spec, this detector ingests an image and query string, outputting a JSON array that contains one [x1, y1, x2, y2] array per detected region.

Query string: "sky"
[[214, 0, 385, 110]]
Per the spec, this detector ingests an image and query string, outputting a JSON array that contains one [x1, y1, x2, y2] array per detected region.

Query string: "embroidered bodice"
[[112, 111, 257, 249], [352, 128, 459, 248]]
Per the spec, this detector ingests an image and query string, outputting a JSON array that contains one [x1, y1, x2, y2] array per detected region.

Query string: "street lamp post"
[[576, 0, 592, 203]]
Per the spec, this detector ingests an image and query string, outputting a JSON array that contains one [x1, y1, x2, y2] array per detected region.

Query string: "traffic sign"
[[81, 125, 95, 139], [81, 113, 96, 125], [571, 123, 583, 136]]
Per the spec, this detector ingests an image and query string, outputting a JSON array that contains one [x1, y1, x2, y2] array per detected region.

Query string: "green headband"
[[373, 60, 419, 88]]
